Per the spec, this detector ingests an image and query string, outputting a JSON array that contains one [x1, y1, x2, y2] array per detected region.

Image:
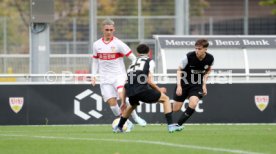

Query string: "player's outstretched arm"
[[147, 72, 165, 93], [176, 66, 183, 96], [127, 53, 137, 64], [91, 58, 98, 86], [202, 66, 212, 96]]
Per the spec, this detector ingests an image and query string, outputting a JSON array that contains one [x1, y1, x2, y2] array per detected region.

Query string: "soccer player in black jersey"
[[113, 44, 183, 133], [173, 39, 214, 126]]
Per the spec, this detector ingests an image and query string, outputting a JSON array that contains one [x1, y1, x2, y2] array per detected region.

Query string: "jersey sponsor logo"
[[204, 65, 209, 69], [9, 97, 24, 113], [191, 69, 206, 74], [254, 95, 269, 112], [97, 53, 124, 60]]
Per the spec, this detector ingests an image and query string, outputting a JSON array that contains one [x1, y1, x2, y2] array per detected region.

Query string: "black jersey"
[[125, 56, 152, 96], [181, 51, 214, 85]]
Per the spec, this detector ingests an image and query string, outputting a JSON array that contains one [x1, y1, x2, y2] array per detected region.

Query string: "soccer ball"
[[112, 117, 128, 132]]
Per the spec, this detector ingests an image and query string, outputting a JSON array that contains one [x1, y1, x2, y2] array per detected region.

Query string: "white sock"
[[110, 104, 120, 117], [126, 99, 139, 120]]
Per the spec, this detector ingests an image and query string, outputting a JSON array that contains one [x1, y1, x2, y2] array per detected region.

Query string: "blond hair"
[[102, 18, 115, 26]]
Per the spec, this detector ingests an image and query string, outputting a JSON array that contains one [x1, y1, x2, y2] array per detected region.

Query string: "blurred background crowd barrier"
[[0, 0, 275, 81]]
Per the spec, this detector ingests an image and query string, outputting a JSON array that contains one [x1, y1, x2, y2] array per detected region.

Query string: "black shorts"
[[128, 89, 161, 106], [173, 84, 203, 102]]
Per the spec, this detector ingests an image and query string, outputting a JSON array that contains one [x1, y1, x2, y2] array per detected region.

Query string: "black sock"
[[165, 112, 173, 125], [178, 106, 195, 126], [118, 117, 128, 128]]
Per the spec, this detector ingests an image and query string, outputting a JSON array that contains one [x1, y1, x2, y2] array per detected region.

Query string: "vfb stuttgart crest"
[[9, 97, 24, 113], [254, 95, 269, 112]]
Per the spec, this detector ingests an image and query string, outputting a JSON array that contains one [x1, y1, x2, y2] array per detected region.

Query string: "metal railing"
[[0, 73, 276, 84]]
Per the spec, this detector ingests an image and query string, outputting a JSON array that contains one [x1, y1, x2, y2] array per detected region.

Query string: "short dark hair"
[[137, 44, 149, 54], [195, 39, 209, 48]]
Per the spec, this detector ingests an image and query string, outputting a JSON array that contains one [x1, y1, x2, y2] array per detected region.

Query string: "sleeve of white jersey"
[[179, 54, 188, 69], [211, 58, 214, 66], [118, 39, 132, 57], [127, 53, 137, 64], [91, 42, 99, 75], [92, 42, 98, 58], [149, 60, 155, 73]]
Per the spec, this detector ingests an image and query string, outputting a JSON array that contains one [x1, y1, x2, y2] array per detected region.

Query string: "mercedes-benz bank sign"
[[157, 36, 276, 49], [74, 89, 103, 120]]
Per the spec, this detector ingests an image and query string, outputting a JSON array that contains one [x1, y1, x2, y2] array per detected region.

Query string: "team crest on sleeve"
[[204, 65, 209, 69], [9, 97, 24, 113], [254, 95, 269, 112]]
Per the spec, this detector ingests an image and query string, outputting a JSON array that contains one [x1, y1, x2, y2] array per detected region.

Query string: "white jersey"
[[92, 37, 132, 83]]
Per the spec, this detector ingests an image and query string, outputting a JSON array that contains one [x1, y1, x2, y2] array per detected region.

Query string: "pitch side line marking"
[[0, 134, 263, 154], [1, 123, 276, 127]]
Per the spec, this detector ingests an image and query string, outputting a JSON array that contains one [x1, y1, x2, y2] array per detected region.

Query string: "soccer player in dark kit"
[[172, 38, 214, 127], [113, 44, 183, 133]]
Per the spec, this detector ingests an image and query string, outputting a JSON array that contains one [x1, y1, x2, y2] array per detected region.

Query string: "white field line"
[[1, 123, 276, 127], [0, 134, 263, 154]]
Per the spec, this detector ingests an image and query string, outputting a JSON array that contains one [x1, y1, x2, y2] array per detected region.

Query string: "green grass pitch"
[[0, 124, 275, 154]]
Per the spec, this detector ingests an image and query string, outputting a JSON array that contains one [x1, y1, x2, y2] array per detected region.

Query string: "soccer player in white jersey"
[[91, 18, 147, 128]]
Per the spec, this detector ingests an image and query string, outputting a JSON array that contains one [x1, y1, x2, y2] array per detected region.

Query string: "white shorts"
[[100, 76, 126, 102]]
